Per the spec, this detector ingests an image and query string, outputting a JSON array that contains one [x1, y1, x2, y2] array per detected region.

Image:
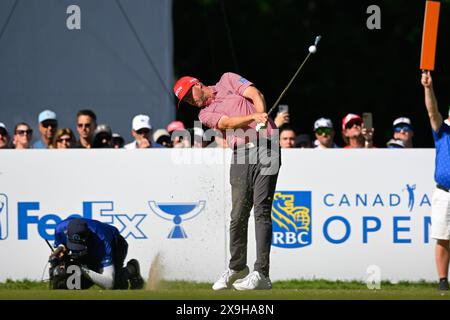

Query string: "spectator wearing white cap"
[[341, 113, 374, 148], [34, 109, 58, 149], [153, 129, 172, 148], [390, 117, 414, 148], [0, 123, 10, 149], [313, 117, 339, 149], [125, 115, 160, 149]]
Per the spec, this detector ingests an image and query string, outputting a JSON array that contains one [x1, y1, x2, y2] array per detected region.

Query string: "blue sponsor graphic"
[[148, 201, 205, 239], [406, 184, 416, 212], [322, 183, 430, 209], [272, 191, 312, 248], [0, 194, 8, 240], [320, 183, 431, 244], [17, 201, 147, 240]]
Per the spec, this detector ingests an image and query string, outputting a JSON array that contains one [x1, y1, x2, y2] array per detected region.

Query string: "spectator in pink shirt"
[[174, 72, 280, 291]]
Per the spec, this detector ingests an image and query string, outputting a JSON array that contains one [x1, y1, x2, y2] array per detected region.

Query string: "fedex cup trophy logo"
[[148, 201, 206, 239], [0, 194, 8, 240]]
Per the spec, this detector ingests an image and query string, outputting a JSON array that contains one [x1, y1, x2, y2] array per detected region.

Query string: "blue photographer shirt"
[[432, 122, 450, 189], [54, 218, 122, 270]]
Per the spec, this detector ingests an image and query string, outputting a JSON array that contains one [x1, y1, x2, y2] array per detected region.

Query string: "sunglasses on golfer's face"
[[0, 128, 8, 137], [394, 125, 411, 133], [345, 121, 362, 129], [316, 127, 331, 136], [16, 129, 33, 136]]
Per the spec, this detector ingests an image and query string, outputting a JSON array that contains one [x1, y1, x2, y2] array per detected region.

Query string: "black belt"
[[437, 184, 450, 193]]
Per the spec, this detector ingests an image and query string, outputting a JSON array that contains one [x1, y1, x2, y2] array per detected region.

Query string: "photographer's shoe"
[[127, 259, 145, 290], [232, 271, 272, 290], [212, 266, 249, 290], [439, 278, 449, 291]]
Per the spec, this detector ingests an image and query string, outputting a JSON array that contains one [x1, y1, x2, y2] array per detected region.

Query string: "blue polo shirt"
[[54, 218, 122, 270], [432, 122, 450, 189], [33, 140, 47, 149]]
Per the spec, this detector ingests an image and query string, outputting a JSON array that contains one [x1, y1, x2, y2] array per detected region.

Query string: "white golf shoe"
[[232, 271, 272, 290], [212, 266, 250, 290]]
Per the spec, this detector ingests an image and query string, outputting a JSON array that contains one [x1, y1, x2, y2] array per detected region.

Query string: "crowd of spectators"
[[1, 107, 449, 150]]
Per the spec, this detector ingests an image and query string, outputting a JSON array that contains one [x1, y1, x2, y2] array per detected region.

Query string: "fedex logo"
[[17, 201, 147, 240]]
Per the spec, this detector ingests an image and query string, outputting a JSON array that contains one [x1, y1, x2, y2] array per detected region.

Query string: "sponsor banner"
[[0, 149, 436, 282], [265, 150, 435, 282], [0, 149, 228, 282]]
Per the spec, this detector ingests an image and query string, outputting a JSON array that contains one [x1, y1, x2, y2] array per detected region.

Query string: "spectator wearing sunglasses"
[[341, 113, 374, 148], [13, 122, 33, 149], [52, 128, 76, 149], [0, 123, 10, 149], [125, 114, 160, 149], [390, 117, 414, 148], [33, 110, 58, 149], [75, 109, 97, 149], [313, 118, 339, 149]]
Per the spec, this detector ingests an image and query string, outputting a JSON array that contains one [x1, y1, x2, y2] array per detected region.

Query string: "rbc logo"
[[272, 191, 312, 248], [0, 194, 8, 240]]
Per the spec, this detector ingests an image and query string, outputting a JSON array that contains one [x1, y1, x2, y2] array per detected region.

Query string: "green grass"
[[0, 279, 447, 300]]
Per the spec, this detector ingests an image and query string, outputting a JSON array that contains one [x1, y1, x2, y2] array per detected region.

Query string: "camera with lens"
[[48, 250, 86, 289]]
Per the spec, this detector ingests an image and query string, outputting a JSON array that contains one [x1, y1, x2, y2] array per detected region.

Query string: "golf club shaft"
[[267, 51, 312, 116]]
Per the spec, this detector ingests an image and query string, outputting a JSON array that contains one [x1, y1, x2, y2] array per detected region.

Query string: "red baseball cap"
[[173, 76, 200, 107], [342, 113, 362, 130]]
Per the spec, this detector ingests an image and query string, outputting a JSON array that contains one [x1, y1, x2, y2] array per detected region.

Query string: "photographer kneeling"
[[49, 217, 144, 290]]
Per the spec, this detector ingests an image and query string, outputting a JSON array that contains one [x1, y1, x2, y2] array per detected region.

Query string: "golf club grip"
[[267, 52, 312, 116]]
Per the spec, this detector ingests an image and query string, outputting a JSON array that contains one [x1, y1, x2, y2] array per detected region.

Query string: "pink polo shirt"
[[198, 72, 275, 147]]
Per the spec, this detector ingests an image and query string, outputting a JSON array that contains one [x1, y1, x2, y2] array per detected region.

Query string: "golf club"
[[256, 35, 322, 131]]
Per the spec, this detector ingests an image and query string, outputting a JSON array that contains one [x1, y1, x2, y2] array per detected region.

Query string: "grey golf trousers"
[[228, 143, 280, 277]]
